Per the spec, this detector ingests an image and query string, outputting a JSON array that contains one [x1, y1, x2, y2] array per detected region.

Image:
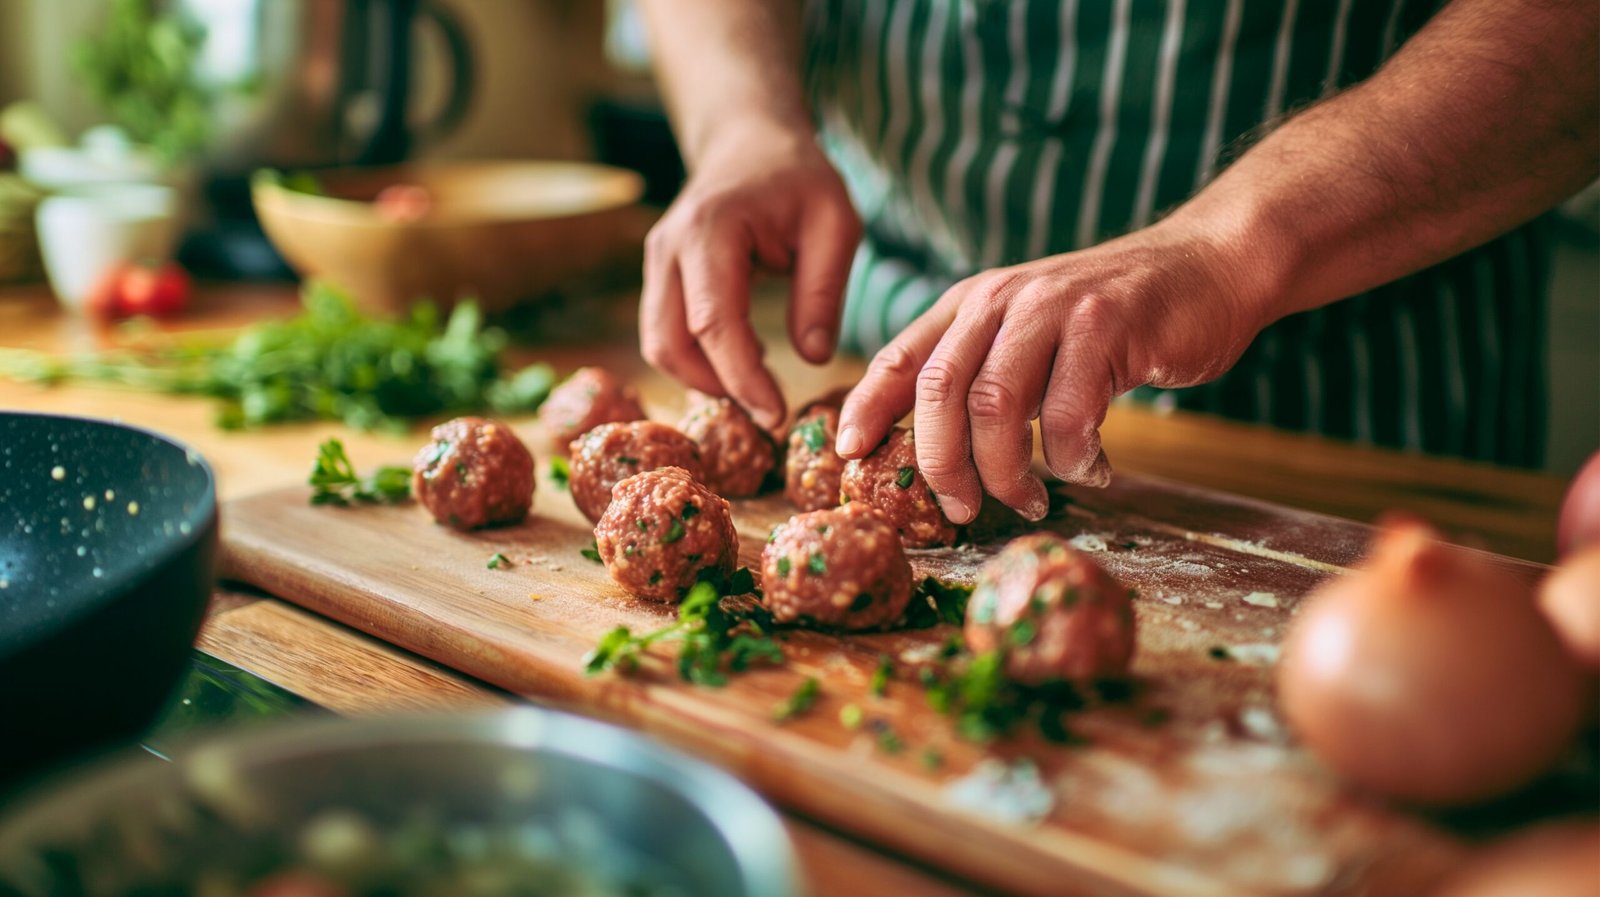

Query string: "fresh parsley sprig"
[[308, 439, 411, 506], [583, 570, 780, 687]]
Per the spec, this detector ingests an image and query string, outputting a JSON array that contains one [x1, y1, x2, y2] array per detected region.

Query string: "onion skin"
[[1277, 521, 1587, 807], [1557, 451, 1600, 558], [1540, 548, 1600, 670], [1431, 823, 1600, 897]]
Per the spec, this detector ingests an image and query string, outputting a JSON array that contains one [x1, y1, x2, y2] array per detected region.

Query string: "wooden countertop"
[[0, 280, 1572, 896]]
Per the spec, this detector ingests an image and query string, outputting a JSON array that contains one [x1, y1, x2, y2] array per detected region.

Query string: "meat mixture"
[[964, 533, 1137, 683], [595, 466, 738, 602], [839, 427, 958, 548], [568, 421, 704, 523], [537, 366, 647, 456], [412, 416, 535, 530], [760, 504, 913, 630], [677, 392, 777, 497], [784, 398, 847, 512]]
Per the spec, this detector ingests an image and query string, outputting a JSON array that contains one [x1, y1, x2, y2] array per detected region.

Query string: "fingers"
[[787, 202, 862, 364], [678, 230, 787, 430], [1039, 341, 1116, 487], [640, 235, 724, 396], [968, 312, 1053, 520], [836, 282, 966, 459], [912, 289, 1006, 525]]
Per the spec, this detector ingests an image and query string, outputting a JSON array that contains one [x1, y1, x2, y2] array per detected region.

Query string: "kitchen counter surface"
[[0, 280, 1572, 896]]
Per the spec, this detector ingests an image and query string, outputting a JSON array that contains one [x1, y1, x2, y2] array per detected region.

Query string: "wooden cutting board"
[[219, 463, 1551, 897]]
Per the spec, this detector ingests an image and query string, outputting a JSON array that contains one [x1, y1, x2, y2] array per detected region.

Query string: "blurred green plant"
[[72, 0, 212, 163], [0, 281, 557, 432]]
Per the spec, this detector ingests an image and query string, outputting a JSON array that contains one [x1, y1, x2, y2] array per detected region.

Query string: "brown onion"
[[1277, 520, 1587, 806], [1540, 547, 1600, 670]]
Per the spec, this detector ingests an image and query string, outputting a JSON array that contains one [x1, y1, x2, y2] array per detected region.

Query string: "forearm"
[[1178, 0, 1599, 325], [639, 0, 811, 167]]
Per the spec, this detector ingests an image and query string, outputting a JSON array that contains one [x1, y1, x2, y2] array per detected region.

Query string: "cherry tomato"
[[84, 261, 192, 319]]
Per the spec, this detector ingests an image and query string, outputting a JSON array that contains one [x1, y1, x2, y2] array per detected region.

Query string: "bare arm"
[[638, 0, 859, 429], [840, 0, 1599, 522], [1193, 0, 1599, 321]]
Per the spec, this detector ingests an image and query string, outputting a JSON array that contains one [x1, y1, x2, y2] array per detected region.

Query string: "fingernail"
[[836, 425, 862, 457], [1020, 478, 1049, 521], [802, 327, 833, 360], [937, 494, 972, 525]]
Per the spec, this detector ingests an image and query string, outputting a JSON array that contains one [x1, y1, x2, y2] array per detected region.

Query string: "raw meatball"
[[761, 505, 913, 630], [538, 366, 646, 456], [568, 421, 704, 523], [412, 416, 535, 530], [677, 392, 777, 497], [840, 427, 957, 548], [595, 467, 738, 602], [784, 400, 846, 512], [965, 533, 1136, 683]]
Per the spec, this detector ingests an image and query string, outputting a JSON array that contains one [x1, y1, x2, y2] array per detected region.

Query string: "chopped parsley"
[[870, 654, 893, 697], [580, 540, 602, 564], [875, 724, 905, 755], [662, 518, 686, 544], [894, 466, 916, 489], [919, 652, 1112, 745], [616, 455, 641, 466], [1009, 618, 1038, 647], [549, 456, 569, 490], [920, 747, 944, 771], [793, 415, 828, 452], [487, 552, 511, 570], [774, 676, 821, 722], [807, 551, 828, 576], [583, 575, 780, 687], [636, 519, 650, 531], [308, 438, 411, 506], [839, 704, 863, 729], [681, 503, 700, 519], [777, 557, 792, 576], [900, 577, 975, 628]]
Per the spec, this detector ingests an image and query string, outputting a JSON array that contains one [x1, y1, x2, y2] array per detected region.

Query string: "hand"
[[641, 116, 862, 431], [836, 220, 1276, 524]]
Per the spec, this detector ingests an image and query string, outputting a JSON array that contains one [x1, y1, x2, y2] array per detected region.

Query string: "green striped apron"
[[802, 0, 1548, 467]]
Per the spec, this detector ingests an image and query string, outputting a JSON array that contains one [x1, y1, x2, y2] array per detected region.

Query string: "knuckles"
[[967, 375, 1021, 423], [916, 358, 961, 408]]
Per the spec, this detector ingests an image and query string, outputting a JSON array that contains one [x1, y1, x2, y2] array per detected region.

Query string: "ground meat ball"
[[595, 467, 737, 602], [677, 392, 777, 497], [568, 421, 704, 523], [412, 416, 535, 530], [964, 533, 1136, 683], [784, 402, 846, 512], [839, 427, 958, 548], [537, 366, 647, 456], [760, 504, 912, 630]]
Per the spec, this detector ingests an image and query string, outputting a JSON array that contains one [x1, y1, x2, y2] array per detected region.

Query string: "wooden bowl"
[[252, 161, 645, 313]]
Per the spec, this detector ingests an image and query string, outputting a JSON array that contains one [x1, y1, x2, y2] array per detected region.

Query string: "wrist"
[[683, 103, 815, 171], [1157, 180, 1307, 338]]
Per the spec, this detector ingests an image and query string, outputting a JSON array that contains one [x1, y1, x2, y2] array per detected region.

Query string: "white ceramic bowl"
[[35, 184, 178, 309]]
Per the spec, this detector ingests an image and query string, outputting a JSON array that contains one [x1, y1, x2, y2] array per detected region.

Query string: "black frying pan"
[[0, 413, 217, 788]]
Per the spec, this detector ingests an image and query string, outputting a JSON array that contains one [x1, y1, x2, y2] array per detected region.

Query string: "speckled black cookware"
[[0, 413, 217, 784]]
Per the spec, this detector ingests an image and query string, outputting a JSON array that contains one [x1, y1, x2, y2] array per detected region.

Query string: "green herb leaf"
[[549, 456, 570, 490], [580, 540, 602, 564], [870, 654, 893, 697], [773, 676, 820, 722], [895, 466, 916, 489], [662, 518, 686, 544], [681, 503, 700, 519], [807, 551, 827, 576], [583, 577, 781, 687], [793, 415, 828, 453], [900, 577, 975, 629], [839, 704, 863, 730], [616, 455, 641, 466], [777, 557, 792, 577], [307, 438, 411, 506], [487, 552, 510, 570]]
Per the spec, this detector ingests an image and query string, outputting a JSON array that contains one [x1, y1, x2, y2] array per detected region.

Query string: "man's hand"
[[837, 221, 1273, 524], [641, 119, 860, 431]]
